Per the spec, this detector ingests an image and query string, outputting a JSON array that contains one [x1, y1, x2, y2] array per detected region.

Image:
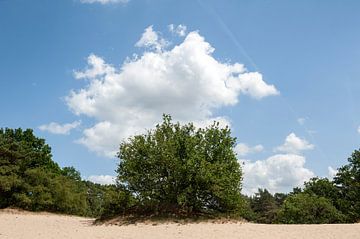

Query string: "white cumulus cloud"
[[274, 133, 314, 154], [168, 24, 187, 37], [80, 0, 128, 4], [235, 143, 264, 157], [88, 175, 116, 185], [357, 126, 360, 134], [242, 154, 315, 195], [38, 121, 81, 135], [66, 26, 279, 157]]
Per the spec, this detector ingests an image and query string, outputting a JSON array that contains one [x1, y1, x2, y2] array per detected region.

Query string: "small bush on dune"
[[115, 115, 243, 217]]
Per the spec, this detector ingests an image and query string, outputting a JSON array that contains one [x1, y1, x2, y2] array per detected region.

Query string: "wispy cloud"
[[39, 121, 81, 135], [168, 24, 187, 37], [297, 117, 306, 125], [80, 0, 128, 4], [235, 143, 264, 157]]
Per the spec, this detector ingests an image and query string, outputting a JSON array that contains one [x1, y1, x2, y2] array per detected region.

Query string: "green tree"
[[62, 167, 82, 182], [277, 193, 345, 224], [303, 177, 340, 211], [250, 189, 279, 223], [117, 115, 242, 215], [304, 178, 339, 199], [0, 128, 97, 216], [334, 149, 360, 222], [274, 193, 287, 207], [0, 128, 61, 208]]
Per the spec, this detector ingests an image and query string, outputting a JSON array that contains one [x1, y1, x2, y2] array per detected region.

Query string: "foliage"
[[62, 167, 82, 182], [274, 193, 287, 207], [116, 115, 243, 215], [100, 185, 135, 218], [277, 193, 345, 224], [0, 128, 119, 217], [333, 149, 360, 222], [0, 128, 59, 208], [249, 189, 280, 223], [2, 126, 360, 224], [302, 177, 341, 211]]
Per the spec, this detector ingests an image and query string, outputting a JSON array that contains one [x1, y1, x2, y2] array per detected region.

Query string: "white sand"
[[1, 209, 360, 239]]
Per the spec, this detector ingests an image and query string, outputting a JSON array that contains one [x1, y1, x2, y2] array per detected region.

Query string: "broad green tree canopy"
[[117, 115, 243, 215]]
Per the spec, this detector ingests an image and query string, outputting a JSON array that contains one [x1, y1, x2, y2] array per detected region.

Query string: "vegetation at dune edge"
[[115, 115, 244, 217], [0, 128, 119, 217], [1, 115, 360, 224]]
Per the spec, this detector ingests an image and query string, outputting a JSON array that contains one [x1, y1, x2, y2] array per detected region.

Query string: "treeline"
[[0, 128, 122, 217], [1, 116, 359, 223], [245, 149, 360, 223]]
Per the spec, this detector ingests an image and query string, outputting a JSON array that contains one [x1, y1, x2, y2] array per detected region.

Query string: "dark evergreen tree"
[[250, 189, 279, 223]]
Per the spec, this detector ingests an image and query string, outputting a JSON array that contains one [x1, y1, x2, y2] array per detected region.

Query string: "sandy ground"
[[1, 210, 360, 239]]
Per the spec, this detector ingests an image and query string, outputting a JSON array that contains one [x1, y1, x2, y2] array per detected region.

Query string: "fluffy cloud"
[[80, 0, 128, 4], [235, 143, 264, 157], [274, 133, 314, 154], [135, 25, 168, 52], [168, 24, 187, 37], [357, 126, 360, 134], [242, 154, 315, 195], [66, 26, 279, 157], [38, 121, 81, 135], [241, 133, 315, 195], [87, 175, 116, 185]]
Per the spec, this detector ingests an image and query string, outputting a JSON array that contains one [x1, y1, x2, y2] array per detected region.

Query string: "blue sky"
[[1, 0, 360, 194]]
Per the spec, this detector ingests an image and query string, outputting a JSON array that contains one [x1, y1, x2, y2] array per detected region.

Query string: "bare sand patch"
[[1, 209, 359, 239]]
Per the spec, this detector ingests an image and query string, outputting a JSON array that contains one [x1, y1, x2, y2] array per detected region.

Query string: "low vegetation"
[[1, 115, 360, 223]]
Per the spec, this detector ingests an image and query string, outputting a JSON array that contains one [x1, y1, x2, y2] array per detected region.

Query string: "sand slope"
[[1, 210, 360, 239]]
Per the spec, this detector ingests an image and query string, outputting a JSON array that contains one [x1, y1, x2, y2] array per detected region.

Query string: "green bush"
[[277, 193, 345, 224], [116, 115, 243, 216], [101, 186, 135, 218]]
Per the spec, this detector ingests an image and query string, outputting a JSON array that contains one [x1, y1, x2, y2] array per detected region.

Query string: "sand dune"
[[1, 209, 360, 239]]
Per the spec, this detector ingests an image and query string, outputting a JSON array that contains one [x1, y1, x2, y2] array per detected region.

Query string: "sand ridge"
[[1, 209, 360, 239]]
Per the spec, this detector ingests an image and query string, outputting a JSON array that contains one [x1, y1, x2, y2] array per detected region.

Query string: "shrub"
[[116, 115, 243, 216], [277, 193, 345, 224]]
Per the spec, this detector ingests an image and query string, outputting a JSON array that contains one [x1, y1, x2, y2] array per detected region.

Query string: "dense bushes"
[[277, 193, 345, 224], [280, 150, 360, 224], [2, 124, 360, 224], [117, 115, 243, 216], [247, 160, 360, 224], [0, 128, 123, 217]]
